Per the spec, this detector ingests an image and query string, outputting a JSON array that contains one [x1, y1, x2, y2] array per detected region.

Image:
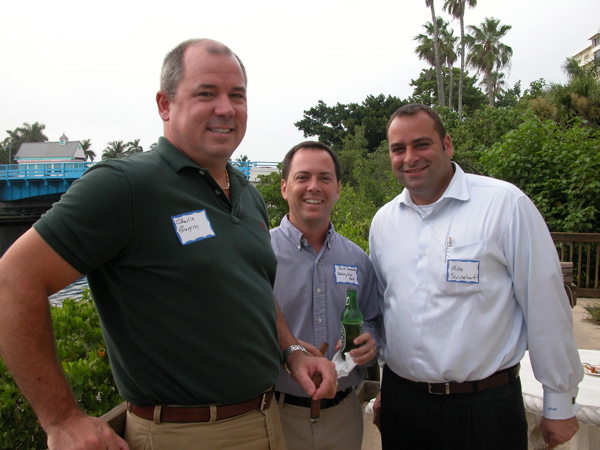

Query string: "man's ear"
[[156, 90, 171, 121], [281, 178, 288, 200]]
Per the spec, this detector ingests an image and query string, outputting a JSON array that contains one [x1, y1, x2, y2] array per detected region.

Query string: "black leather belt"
[[275, 387, 353, 409], [404, 364, 520, 395]]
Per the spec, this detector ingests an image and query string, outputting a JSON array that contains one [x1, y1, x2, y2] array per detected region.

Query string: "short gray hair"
[[160, 38, 247, 99]]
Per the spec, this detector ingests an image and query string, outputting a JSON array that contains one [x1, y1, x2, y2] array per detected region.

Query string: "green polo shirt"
[[35, 138, 280, 405]]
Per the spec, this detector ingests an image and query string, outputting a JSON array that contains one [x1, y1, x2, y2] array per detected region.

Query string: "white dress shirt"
[[369, 163, 583, 419]]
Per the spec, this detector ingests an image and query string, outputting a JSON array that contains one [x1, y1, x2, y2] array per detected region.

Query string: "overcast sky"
[[1, 0, 598, 162]]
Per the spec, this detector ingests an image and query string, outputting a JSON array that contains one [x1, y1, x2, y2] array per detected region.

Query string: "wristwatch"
[[282, 344, 308, 373]]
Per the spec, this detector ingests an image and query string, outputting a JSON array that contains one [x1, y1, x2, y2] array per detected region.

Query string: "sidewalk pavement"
[[360, 298, 600, 449]]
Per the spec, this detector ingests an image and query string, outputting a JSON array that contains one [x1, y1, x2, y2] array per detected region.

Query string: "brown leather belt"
[[409, 364, 520, 395], [128, 390, 273, 423]]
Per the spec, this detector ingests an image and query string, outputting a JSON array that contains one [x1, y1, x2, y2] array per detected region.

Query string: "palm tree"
[[442, 27, 458, 109], [479, 71, 508, 103], [16, 122, 48, 143], [465, 17, 513, 107], [80, 139, 96, 162], [2, 121, 48, 164], [443, 0, 477, 117], [414, 18, 458, 108], [126, 139, 143, 155], [533, 58, 600, 127], [102, 140, 129, 160], [425, 0, 446, 107]]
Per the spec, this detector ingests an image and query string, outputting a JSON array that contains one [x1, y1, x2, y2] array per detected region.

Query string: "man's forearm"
[[0, 289, 80, 431], [275, 297, 300, 351]]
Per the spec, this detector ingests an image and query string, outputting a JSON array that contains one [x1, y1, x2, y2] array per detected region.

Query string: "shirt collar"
[[397, 162, 469, 209], [154, 137, 248, 186], [279, 215, 334, 250]]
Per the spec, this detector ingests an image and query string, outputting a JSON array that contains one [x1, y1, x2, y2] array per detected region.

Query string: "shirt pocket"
[[437, 240, 487, 296]]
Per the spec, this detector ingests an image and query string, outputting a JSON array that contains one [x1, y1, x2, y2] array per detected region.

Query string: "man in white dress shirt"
[[369, 103, 583, 450]]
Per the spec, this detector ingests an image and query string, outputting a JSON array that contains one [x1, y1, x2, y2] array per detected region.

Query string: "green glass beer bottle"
[[340, 288, 363, 358]]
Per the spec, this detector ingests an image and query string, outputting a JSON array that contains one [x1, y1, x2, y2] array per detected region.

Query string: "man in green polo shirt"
[[0, 38, 337, 449]]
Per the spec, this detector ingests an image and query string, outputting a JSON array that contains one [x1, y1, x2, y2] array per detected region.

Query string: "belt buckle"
[[428, 382, 451, 395], [260, 391, 270, 411]]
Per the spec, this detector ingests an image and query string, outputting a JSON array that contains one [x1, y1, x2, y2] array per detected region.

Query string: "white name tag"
[[334, 264, 359, 285], [446, 260, 480, 284], [171, 210, 215, 245]]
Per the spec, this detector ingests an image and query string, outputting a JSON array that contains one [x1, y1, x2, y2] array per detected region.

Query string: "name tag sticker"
[[334, 264, 359, 285], [447, 259, 480, 284], [171, 210, 215, 245]]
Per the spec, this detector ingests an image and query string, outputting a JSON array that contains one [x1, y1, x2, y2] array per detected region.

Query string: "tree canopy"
[[1, 122, 48, 164]]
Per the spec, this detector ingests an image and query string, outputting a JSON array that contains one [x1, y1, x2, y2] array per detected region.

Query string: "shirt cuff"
[[542, 387, 580, 420]]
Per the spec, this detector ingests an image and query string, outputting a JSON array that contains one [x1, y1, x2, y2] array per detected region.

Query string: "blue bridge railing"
[[1, 161, 280, 201], [1, 162, 95, 180], [229, 161, 280, 180]]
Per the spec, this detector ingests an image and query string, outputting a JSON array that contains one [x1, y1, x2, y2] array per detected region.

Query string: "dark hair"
[[160, 38, 247, 99], [281, 141, 341, 182], [387, 103, 446, 142]]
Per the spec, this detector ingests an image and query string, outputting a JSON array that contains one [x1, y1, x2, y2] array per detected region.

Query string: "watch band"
[[282, 344, 308, 371]]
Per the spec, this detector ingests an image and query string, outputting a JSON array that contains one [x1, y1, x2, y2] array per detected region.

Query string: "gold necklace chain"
[[224, 169, 230, 190]]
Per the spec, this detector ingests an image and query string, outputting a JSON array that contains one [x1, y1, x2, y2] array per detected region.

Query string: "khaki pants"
[[277, 389, 363, 450], [125, 399, 286, 450]]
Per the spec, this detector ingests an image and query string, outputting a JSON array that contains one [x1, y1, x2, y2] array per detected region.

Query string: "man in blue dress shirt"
[[271, 141, 382, 449]]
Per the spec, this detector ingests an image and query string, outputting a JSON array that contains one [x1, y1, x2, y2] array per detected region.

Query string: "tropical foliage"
[[1, 122, 48, 164], [465, 17, 513, 106], [409, 67, 487, 112], [530, 58, 600, 128], [443, 0, 478, 116], [101, 140, 144, 160], [80, 139, 96, 162], [425, 0, 446, 107], [414, 17, 459, 109], [294, 95, 406, 152], [480, 117, 600, 233], [0, 291, 122, 449]]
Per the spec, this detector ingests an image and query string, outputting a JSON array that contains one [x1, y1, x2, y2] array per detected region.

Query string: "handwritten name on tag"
[[446, 259, 479, 284], [334, 264, 359, 285], [171, 210, 215, 245]]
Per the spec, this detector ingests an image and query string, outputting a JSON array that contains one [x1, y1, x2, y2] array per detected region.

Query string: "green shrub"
[[0, 289, 123, 449], [584, 302, 600, 325]]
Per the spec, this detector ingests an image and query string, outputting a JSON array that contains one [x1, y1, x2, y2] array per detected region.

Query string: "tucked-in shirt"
[[34, 137, 280, 406], [272, 216, 382, 397], [369, 163, 583, 420]]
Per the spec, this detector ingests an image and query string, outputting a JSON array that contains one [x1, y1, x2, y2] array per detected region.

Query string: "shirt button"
[[215, 190, 221, 195], [418, 286, 424, 291], [316, 288, 322, 293], [422, 251, 427, 257], [297, 245, 301, 250], [199, 171, 205, 175], [317, 318, 323, 323]]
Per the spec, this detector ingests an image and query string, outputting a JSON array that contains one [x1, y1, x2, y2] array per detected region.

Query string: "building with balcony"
[[572, 28, 600, 73]]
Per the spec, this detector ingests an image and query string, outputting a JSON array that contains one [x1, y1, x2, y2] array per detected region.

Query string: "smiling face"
[[156, 44, 247, 168], [282, 147, 341, 232], [388, 110, 454, 205]]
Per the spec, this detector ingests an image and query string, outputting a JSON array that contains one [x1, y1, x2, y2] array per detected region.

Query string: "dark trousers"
[[380, 365, 528, 450]]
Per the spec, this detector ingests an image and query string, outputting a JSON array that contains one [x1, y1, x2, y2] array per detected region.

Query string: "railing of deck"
[[550, 233, 600, 298]]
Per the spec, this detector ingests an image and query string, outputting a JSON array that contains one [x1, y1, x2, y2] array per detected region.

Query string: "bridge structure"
[[0, 162, 95, 202], [0, 160, 280, 202]]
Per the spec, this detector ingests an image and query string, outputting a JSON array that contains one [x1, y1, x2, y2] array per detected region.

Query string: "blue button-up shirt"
[[271, 216, 382, 397]]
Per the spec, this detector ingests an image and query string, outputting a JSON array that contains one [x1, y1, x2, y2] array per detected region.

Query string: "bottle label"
[[340, 322, 363, 353]]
